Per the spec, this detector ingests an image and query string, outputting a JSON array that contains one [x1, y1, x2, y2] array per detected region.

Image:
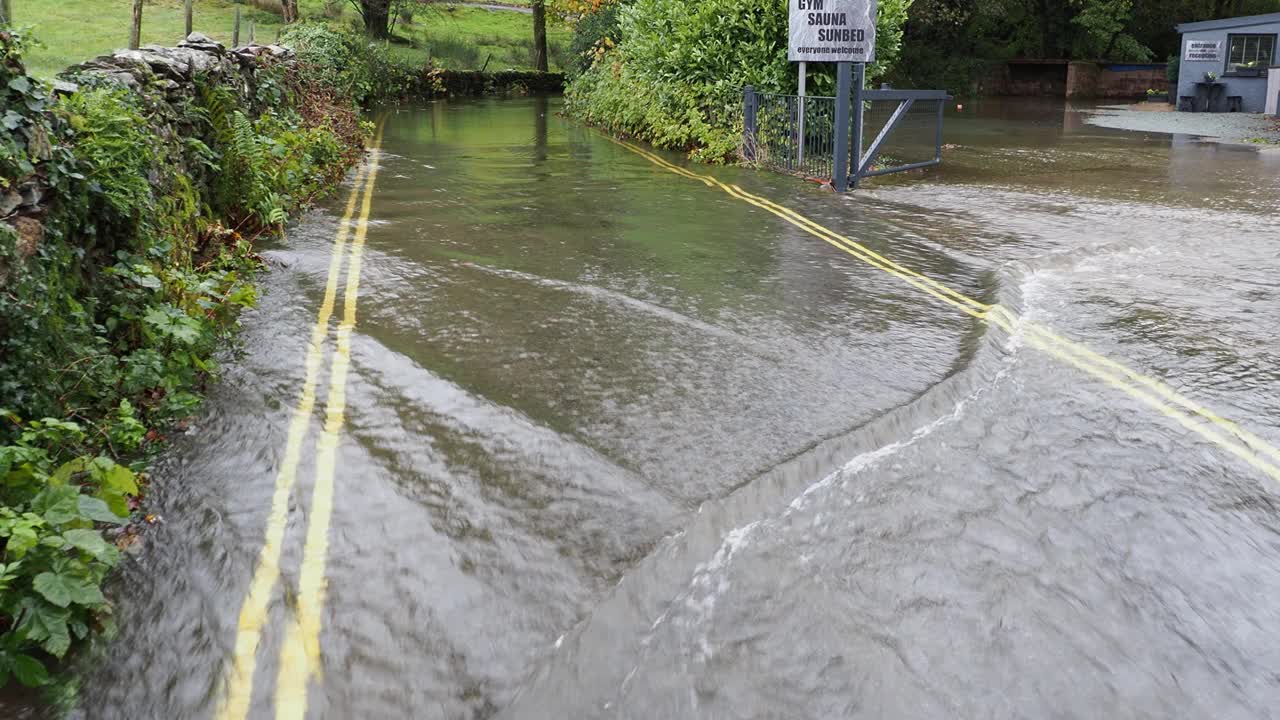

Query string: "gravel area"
[[1085, 105, 1280, 144], [455, 2, 532, 13]]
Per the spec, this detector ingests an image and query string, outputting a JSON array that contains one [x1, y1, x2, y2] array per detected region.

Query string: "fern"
[[60, 88, 154, 222], [196, 81, 285, 229]]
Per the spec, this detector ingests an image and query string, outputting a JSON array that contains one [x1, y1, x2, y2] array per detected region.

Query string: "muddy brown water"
[[9, 97, 1280, 719]]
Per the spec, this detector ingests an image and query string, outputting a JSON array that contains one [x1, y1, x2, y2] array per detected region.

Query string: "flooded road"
[[67, 97, 1280, 719]]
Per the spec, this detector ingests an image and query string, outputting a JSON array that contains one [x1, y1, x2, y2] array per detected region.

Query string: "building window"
[[1226, 33, 1276, 73]]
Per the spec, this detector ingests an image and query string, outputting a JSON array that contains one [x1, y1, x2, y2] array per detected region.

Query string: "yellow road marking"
[[273, 126, 385, 720], [216, 161, 371, 720], [608, 137, 1280, 484]]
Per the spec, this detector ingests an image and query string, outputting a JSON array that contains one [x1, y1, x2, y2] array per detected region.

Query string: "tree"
[[347, 0, 392, 38], [282, 0, 300, 24], [533, 0, 549, 72]]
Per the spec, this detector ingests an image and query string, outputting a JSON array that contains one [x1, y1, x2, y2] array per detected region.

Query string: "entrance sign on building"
[[788, 0, 877, 64], [1185, 40, 1222, 62]]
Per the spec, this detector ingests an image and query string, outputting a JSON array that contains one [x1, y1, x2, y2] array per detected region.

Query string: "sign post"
[[850, 63, 865, 188], [788, 0, 877, 191], [797, 62, 807, 167]]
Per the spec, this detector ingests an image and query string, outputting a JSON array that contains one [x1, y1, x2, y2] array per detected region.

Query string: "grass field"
[[394, 4, 569, 71], [15, 0, 568, 78]]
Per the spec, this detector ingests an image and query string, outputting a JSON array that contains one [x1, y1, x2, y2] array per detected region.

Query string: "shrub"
[[565, 0, 628, 78], [0, 416, 139, 689], [281, 22, 382, 103], [281, 22, 417, 104], [565, 0, 912, 162]]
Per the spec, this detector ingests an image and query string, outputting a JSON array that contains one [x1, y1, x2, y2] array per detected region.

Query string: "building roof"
[[1176, 12, 1280, 34]]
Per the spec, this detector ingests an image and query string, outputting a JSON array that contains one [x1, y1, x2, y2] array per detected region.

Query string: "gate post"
[[832, 63, 852, 192], [935, 99, 945, 162], [743, 85, 758, 163], [850, 63, 866, 189]]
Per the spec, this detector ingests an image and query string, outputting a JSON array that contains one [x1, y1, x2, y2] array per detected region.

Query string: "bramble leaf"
[[32, 572, 72, 608], [79, 495, 127, 525], [12, 654, 50, 688], [62, 528, 119, 564]]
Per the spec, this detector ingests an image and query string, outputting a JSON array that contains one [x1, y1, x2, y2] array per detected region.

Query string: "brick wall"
[[985, 61, 1168, 99], [1092, 65, 1169, 98]]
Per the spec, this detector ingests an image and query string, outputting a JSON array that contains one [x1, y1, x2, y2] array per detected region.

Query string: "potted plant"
[[1146, 87, 1169, 103], [1233, 61, 1264, 77], [1205, 71, 1218, 83]]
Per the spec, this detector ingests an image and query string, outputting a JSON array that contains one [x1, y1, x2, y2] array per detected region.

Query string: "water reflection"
[[912, 98, 1280, 214]]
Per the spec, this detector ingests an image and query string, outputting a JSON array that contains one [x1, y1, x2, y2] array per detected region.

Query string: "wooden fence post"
[[185, 0, 194, 38], [0, 0, 13, 26], [129, 0, 144, 50], [247, 20, 255, 45], [233, 7, 241, 47]]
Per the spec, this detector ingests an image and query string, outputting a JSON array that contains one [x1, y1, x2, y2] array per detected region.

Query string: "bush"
[[565, 0, 911, 162], [281, 22, 384, 103], [0, 416, 139, 689], [566, 0, 627, 78], [281, 22, 418, 104]]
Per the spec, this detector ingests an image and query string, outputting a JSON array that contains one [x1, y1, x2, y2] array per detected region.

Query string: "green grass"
[[17, 0, 567, 78], [392, 5, 570, 72], [18, 0, 290, 78]]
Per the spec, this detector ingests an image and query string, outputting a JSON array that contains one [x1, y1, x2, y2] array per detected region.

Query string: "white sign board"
[[1185, 40, 1222, 62], [789, 0, 877, 64]]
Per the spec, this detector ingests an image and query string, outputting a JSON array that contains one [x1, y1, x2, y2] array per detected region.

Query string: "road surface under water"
[[36, 98, 1280, 718]]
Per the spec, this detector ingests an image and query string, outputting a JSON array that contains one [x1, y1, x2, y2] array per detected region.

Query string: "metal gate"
[[743, 84, 950, 189]]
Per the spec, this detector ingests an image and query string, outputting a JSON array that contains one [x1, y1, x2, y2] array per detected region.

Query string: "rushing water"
[[11, 97, 1279, 719]]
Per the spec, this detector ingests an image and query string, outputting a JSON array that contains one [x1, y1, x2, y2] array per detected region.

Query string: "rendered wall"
[[1177, 23, 1280, 112]]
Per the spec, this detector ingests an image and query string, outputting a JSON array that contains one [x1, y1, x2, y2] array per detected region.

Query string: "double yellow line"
[[609, 137, 1280, 485], [218, 125, 385, 720]]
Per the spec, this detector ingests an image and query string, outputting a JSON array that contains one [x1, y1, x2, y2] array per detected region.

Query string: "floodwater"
[[20, 97, 1280, 718]]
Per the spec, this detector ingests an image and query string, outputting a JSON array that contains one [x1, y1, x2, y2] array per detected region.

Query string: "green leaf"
[[100, 488, 130, 519], [39, 489, 81, 527], [6, 525, 38, 559], [32, 572, 73, 608], [22, 604, 72, 658], [62, 528, 119, 564], [102, 463, 139, 496], [68, 581, 106, 607], [8, 76, 32, 94], [49, 457, 89, 486], [79, 495, 127, 525], [142, 306, 203, 346], [12, 654, 50, 688], [130, 265, 162, 290]]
